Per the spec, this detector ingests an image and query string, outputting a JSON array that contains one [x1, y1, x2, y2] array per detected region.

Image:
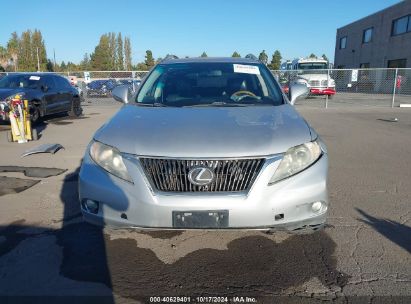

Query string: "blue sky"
[[0, 0, 400, 64]]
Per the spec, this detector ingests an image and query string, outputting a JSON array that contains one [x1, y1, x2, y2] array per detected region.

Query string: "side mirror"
[[289, 83, 309, 105], [112, 85, 130, 104]]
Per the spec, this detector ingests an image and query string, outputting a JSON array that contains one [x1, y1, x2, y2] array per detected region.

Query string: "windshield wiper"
[[136, 102, 168, 107], [183, 101, 248, 107]]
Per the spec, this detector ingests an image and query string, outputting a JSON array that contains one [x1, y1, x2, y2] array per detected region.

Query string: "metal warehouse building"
[[334, 0, 411, 69]]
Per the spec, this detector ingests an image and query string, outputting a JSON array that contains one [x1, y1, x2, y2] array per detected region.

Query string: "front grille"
[[321, 80, 328, 87], [140, 158, 265, 192], [309, 80, 320, 87]]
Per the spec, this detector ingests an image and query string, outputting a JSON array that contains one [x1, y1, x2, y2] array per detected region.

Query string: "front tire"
[[30, 106, 41, 125], [69, 99, 83, 117]]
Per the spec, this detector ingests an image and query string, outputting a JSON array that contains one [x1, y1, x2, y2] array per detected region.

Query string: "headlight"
[[269, 140, 322, 185], [89, 141, 133, 183]]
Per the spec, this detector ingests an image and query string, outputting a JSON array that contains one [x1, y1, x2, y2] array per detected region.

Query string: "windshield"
[[0, 74, 41, 89], [136, 62, 283, 107], [298, 62, 328, 74]]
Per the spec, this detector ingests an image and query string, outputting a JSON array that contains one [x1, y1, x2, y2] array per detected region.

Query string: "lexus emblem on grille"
[[188, 167, 215, 186]]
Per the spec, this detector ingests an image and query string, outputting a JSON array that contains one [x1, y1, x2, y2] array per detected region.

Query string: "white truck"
[[288, 57, 336, 97]]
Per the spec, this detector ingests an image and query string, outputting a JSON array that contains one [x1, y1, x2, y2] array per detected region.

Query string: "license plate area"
[[172, 210, 229, 228]]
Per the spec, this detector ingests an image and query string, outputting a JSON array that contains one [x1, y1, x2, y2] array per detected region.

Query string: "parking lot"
[[0, 98, 410, 303]]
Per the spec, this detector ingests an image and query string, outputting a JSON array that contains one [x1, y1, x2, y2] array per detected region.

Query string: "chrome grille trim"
[[309, 80, 321, 87], [139, 158, 265, 193]]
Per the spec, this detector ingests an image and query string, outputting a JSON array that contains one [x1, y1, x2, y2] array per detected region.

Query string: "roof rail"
[[245, 54, 258, 61]]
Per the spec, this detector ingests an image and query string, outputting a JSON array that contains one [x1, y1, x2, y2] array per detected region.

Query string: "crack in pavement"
[[348, 225, 376, 296]]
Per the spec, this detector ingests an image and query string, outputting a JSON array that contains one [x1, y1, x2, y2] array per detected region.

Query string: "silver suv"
[[79, 57, 328, 233]]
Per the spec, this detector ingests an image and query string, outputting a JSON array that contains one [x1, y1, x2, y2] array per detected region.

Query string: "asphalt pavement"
[[0, 98, 410, 303]]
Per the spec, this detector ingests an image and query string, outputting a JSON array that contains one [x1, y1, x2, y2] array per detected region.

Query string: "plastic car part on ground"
[[0, 166, 67, 178], [21, 144, 64, 157]]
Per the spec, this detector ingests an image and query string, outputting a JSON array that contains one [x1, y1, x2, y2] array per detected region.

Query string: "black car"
[[0, 73, 82, 123]]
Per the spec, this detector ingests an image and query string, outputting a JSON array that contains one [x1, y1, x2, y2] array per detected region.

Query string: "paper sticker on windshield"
[[29, 76, 40, 81], [233, 64, 260, 75]]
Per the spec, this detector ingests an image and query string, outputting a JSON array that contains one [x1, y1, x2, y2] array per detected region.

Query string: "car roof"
[[8, 72, 53, 75], [6, 72, 64, 78], [160, 57, 261, 65]]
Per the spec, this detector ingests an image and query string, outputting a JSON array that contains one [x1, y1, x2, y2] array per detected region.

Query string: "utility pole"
[[53, 49, 56, 70], [36, 47, 40, 72]]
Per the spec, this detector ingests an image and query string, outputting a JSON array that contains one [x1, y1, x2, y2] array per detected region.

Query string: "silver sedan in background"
[[79, 57, 328, 233]]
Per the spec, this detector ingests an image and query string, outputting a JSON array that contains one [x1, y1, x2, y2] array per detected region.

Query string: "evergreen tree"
[[90, 34, 111, 70], [200, 51, 208, 58], [108, 32, 116, 70], [116, 33, 124, 70], [46, 59, 54, 72], [7, 32, 19, 71], [309, 53, 317, 58], [32, 29, 47, 71], [60, 61, 67, 71], [231, 51, 241, 57], [268, 50, 282, 70], [80, 53, 90, 70], [322, 54, 329, 62], [0, 46, 7, 63], [0, 46, 8, 72], [258, 50, 268, 65], [136, 62, 148, 71], [18, 30, 34, 71], [144, 50, 155, 69], [124, 37, 132, 70]]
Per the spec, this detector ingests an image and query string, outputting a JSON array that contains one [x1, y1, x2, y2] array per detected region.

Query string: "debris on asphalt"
[[0, 166, 67, 178], [378, 118, 399, 122], [21, 144, 64, 157], [0, 176, 40, 196]]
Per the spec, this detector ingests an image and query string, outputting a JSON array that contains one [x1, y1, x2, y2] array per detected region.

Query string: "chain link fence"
[[272, 68, 411, 108], [1, 69, 410, 107], [0, 71, 149, 105]]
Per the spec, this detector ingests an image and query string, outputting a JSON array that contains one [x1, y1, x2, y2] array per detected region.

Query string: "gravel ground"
[[0, 98, 410, 303]]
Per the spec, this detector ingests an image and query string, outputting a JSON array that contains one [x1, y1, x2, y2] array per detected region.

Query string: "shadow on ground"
[[356, 208, 411, 253], [32, 113, 90, 139], [0, 166, 350, 301]]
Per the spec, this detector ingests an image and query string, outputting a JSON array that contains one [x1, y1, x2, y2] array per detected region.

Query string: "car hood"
[[0, 88, 26, 101], [94, 104, 312, 158]]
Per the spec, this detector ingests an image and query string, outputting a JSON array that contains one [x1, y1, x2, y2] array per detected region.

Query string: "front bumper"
[[309, 87, 336, 95], [79, 152, 329, 233]]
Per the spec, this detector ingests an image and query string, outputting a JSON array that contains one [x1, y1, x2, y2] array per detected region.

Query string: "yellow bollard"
[[24, 100, 33, 140]]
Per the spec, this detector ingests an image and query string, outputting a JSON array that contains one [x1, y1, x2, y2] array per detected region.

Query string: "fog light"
[[85, 199, 99, 214], [311, 201, 325, 213]]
